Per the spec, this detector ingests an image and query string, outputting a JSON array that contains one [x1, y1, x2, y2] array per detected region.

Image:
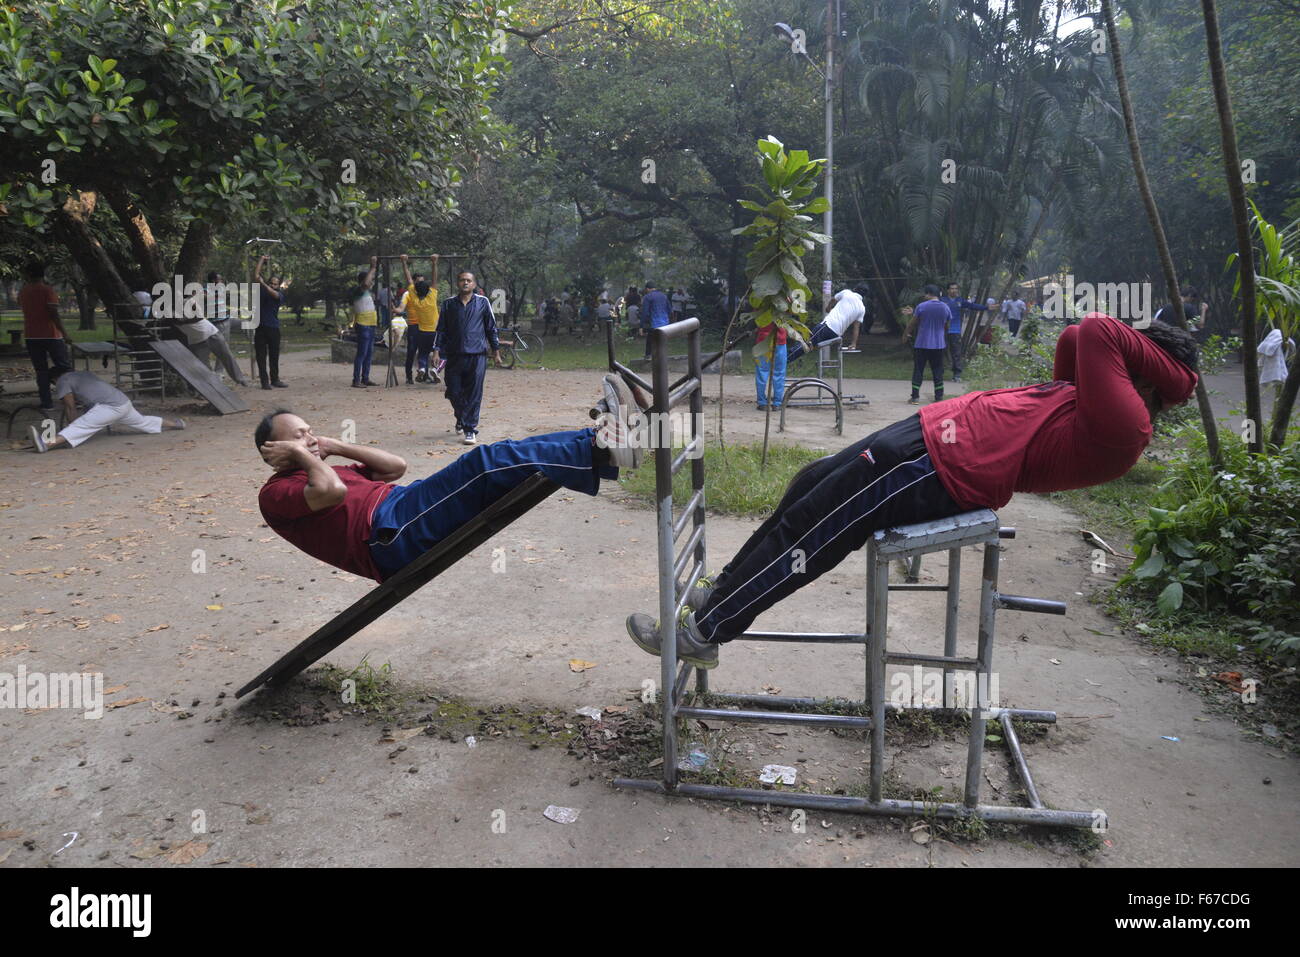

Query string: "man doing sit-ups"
[[257, 376, 642, 582], [626, 313, 1199, 669]]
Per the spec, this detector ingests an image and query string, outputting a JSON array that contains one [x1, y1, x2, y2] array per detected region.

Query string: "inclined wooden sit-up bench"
[[236, 473, 559, 698]]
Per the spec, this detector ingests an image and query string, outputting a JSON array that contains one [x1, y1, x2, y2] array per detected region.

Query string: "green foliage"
[[0, 0, 505, 242], [732, 136, 826, 351], [1122, 425, 1300, 663]]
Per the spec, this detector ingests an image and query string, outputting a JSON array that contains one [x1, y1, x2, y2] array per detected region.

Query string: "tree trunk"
[[1101, 0, 1222, 465], [106, 190, 166, 288], [1269, 357, 1300, 447], [1200, 0, 1263, 453], [175, 219, 215, 281], [50, 192, 135, 328]]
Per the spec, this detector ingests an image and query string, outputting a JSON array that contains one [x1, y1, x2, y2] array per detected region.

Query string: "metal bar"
[[943, 546, 961, 695], [868, 539, 889, 802], [699, 694, 1054, 723], [736, 630, 865, 643], [666, 376, 700, 410], [611, 360, 655, 396], [884, 652, 980, 669], [652, 325, 679, 790], [673, 488, 704, 540], [1000, 710, 1044, 809], [673, 660, 694, 706], [996, 594, 1067, 615], [674, 561, 703, 621], [670, 437, 702, 475], [964, 541, 1000, 808], [672, 524, 705, 584], [886, 583, 949, 592], [611, 780, 1098, 827], [905, 555, 922, 583], [676, 706, 870, 730]]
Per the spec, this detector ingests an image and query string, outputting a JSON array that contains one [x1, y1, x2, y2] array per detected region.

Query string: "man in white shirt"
[[1002, 296, 1027, 337], [30, 368, 185, 452], [671, 288, 686, 321], [175, 313, 249, 386], [787, 288, 865, 362]]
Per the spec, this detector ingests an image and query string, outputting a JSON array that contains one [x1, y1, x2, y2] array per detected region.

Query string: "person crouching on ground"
[[30, 368, 185, 452]]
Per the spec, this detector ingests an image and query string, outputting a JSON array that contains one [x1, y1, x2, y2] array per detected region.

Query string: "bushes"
[[1122, 424, 1300, 663]]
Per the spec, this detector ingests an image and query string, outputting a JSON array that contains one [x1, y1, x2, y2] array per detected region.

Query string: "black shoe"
[[261, 382, 272, 390], [352, 381, 366, 389], [272, 380, 288, 388], [363, 379, 379, 387]]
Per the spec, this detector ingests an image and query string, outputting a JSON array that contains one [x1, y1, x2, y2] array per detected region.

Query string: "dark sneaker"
[[907, 396, 920, 405], [415, 370, 427, 383], [462, 431, 477, 445], [363, 379, 379, 387], [261, 382, 273, 390], [352, 381, 366, 389], [625, 611, 718, 670], [272, 381, 289, 388]]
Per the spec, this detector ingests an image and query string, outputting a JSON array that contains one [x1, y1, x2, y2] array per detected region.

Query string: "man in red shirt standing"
[[627, 312, 1200, 669], [18, 260, 71, 414]]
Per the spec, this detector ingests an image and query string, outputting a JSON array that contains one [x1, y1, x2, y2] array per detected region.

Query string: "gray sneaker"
[[686, 574, 715, 611], [625, 611, 718, 670], [596, 374, 644, 469], [29, 425, 48, 453]]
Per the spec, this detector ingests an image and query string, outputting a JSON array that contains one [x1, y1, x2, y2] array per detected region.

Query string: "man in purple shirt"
[[903, 284, 951, 404], [640, 282, 672, 358]]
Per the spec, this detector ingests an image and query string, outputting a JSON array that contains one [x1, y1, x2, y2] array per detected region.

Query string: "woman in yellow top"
[[400, 253, 441, 384]]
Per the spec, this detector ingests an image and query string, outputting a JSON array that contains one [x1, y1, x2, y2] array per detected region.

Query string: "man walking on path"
[[1002, 295, 1027, 338], [18, 259, 71, 414], [939, 282, 987, 381], [30, 368, 186, 452], [432, 269, 501, 445]]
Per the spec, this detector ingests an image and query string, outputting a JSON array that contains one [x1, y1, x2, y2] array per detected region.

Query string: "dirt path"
[[1, 348, 1295, 867]]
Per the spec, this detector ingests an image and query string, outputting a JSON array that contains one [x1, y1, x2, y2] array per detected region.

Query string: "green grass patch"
[[619, 440, 828, 518]]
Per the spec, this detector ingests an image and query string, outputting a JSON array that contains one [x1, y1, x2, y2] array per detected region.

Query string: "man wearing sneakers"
[[787, 287, 865, 362], [431, 269, 501, 445], [255, 376, 643, 582], [30, 368, 186, 452], [626, 314, 1199, 669]]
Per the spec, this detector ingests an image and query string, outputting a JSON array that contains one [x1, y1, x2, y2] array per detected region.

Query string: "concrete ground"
[[0, 345, 1295, 867]]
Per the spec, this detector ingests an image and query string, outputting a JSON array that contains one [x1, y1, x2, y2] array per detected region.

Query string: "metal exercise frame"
[[780, 335, 866, 436], [236, 473, 558, 698], [366, 254, 472, 388], [110, 302, 166, 400], [607, 320, 1101, 828]]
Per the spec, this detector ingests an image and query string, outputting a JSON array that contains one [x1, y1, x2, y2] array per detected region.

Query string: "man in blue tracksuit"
[[640, 282, 672, 358], [432, 269, 501, 446], [939, 282, 987, 380]]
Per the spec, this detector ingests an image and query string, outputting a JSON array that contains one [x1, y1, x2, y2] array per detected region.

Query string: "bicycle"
[[497, 324, 545, 369]]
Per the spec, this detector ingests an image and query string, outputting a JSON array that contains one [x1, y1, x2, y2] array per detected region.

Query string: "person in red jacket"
[[627, 312, 1200, 669]]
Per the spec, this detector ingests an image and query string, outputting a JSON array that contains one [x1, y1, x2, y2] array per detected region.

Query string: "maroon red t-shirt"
[[919, 314, 1198, 510], [258, 464, 394, 581]]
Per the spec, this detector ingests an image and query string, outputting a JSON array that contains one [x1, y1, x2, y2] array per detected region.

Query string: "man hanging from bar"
[[625, 313, 1199, 669], [255, 376, 645, 583]]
